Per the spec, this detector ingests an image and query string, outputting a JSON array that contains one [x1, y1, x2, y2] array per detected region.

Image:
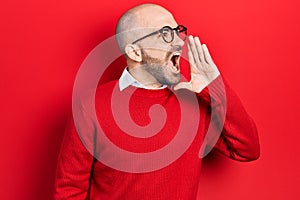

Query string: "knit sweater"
[[54, 76, 260, 200]]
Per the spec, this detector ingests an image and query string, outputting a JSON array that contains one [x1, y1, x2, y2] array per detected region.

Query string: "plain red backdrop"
[[0, 0, 299, 199]]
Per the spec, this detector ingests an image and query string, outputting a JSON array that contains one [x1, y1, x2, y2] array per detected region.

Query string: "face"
[[136, 10, 185, 86]]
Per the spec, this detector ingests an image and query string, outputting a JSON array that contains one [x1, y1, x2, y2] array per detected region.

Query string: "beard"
[[141, 49, 181, 86]]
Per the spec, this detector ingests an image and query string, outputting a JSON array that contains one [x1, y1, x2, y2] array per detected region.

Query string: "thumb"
[[173, 82, 192, 91]]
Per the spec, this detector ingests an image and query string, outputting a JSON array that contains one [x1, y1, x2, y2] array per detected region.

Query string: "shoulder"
[[96, 79, 119, 97], [94, 80, 121, 108]]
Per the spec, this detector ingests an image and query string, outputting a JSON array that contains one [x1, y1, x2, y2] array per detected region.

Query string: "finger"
[[173, 81, 192, 91], [202, 44, 213, 64], [187, 44, 198, 72], [187, 44, 195, 63], [188, 35, 201, 66], [194, 37, 205, 63]]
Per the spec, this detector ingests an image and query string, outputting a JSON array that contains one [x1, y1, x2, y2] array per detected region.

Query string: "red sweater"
[[54, 76, 260, 199]]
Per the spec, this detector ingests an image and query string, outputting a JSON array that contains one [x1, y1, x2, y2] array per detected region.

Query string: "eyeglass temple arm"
[[132, 30, 160, 44]]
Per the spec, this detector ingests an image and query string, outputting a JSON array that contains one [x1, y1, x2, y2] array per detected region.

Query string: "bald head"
[[116, 4, 177, 53]]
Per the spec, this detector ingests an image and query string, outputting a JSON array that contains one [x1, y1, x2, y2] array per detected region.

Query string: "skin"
[[116, 4, 220, 92]]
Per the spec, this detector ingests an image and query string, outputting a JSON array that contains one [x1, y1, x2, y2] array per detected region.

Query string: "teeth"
[[173, 52, 181, 56]]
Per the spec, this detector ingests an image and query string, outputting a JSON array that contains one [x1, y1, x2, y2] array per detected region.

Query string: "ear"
[[125, 44, 142, 62]]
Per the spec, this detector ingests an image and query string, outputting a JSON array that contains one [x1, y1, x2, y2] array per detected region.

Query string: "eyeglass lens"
[[176, 26, 187, 41], [161, 26, 187, 43]]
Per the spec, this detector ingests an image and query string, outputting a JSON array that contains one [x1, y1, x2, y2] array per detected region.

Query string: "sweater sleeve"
[[54, 109, 95, 199], [197, 75, 260, 161]]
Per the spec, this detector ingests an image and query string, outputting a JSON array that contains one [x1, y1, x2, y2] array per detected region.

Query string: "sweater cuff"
[[196, 75, 226, 106]]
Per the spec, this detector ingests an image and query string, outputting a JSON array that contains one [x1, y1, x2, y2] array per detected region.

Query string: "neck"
[[127, 65, 163, 89]]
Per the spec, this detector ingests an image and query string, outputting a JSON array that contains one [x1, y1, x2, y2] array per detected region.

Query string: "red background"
[[1, 0, 299, 199]]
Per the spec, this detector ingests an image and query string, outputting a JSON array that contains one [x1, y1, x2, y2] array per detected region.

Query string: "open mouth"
[[168, 52, 181, 73]]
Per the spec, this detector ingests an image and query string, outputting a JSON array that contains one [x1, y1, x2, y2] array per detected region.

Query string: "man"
[[54, 3, 260, 199]]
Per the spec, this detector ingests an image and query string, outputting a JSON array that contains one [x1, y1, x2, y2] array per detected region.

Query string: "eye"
[[161, 30, 170, 37], [159, 26, 174, 42]]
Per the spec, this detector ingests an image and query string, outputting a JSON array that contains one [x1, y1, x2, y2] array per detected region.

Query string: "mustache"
[[165, 46, 182, 60], [170, 45, 182, 53]]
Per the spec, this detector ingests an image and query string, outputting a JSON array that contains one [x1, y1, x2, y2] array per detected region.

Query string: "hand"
[[174, 35, 220, 93]]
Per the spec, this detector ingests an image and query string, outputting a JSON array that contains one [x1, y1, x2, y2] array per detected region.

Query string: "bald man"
[[54, 4, 260, 199], [115, 4, 219, 91]]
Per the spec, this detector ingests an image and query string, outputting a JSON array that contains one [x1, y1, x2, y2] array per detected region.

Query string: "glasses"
[[132, 25, 187, 44]]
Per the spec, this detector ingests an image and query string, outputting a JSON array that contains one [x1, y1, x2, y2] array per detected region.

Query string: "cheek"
[[148, 49, 169, 61]]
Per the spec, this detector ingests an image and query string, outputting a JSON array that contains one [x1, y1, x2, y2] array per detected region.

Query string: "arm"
[[174, 35, 260, 161], [198, 76, 260, 161], [54, 113, 94, 199]]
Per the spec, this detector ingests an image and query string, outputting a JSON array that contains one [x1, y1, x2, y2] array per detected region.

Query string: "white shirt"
[[118, 68, 167, 91]]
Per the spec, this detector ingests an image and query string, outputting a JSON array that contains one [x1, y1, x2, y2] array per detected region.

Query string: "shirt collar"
[[119, 67, 167, 91]]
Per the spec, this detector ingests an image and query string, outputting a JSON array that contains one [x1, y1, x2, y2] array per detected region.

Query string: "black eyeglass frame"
[[132, 25, 187, 44]]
